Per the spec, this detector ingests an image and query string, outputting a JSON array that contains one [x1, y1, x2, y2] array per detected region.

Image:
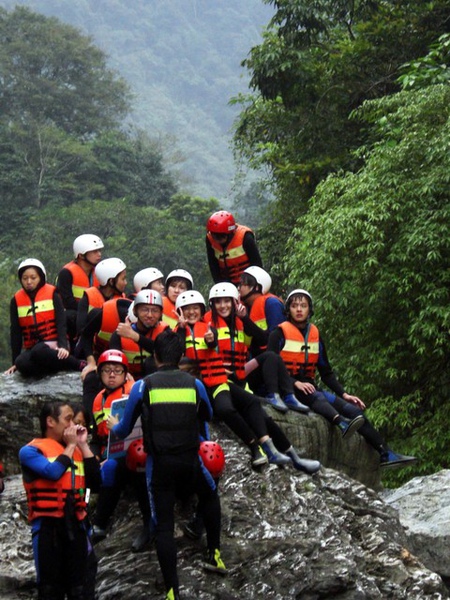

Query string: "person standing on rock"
[[206, 210, 263, 285], [269, 288, 418, 467], [19, 400, 101, 600], [107, 329, 227, 600]]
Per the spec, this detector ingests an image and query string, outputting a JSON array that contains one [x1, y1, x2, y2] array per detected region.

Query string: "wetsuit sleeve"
[[109, 331, 122, 350], [54, 291, 69, 349], [19, 444, 72, 480], [56, 268, 77, 311], [111, 379, 145, 439], [317, 337, 346, 396], [242, 231, 263, 267], [76, 293, 92, 335], [206, 236, 222, 283], [77, 308, 102, 359], [267, 327, 285, 353], [10, 297, 23, 363], [265, 297, 286, 332], [195, 378, 213, 422], [241, 315, 267, 347]]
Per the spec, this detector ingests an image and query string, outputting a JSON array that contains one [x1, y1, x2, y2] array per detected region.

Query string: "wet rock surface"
[[0, 372, 448, 599]]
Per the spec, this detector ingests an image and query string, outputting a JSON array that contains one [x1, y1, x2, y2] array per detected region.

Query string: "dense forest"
[[0, 1, 449, 486], [0, 0, 274, 199]]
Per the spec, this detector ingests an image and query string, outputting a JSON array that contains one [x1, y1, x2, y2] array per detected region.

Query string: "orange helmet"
[[199, 441, 225, 478], [126, 438, 147, 472], [207, 211, 236, 234]]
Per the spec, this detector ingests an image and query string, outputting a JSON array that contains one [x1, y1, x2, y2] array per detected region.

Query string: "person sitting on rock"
[[5, 259, 86, 377], [268, 288, 418, 468]]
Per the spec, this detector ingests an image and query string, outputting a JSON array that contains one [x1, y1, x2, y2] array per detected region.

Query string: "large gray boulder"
[[0, 372, 381, 489], [0, 432, 448, 599], [383, 470, 450, 579]]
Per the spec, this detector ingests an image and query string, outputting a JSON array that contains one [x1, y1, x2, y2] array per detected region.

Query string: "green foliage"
[[399, 33, 450, 89], [234, 0, 450, 280], [285, 84, 450, 484]]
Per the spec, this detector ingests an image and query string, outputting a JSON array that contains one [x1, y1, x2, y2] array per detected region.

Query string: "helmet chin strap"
[[239, 286, 257, 303], [80, 254, 97, 268]]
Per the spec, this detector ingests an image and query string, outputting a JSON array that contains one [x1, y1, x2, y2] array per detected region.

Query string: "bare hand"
[[81, 362, 97, 382], [57, 347, 69, 360], [4, 365, 17, 375], [204, 323, 214, 344], [235, 300, 247, 319], [342, 393, 366, 410], [116, 322, 138, 341], [106, 413, 120, 430], [294, 381, 316, 395]]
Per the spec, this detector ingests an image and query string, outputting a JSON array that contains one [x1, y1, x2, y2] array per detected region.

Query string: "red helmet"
[[207, 211, 236, 234], [97, 349, 129, 372], [126, 438, 147, 472], [199, 441, 225, 478]]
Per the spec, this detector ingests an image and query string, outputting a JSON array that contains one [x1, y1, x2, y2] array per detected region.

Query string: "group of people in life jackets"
[[9, 209, 417, 600]]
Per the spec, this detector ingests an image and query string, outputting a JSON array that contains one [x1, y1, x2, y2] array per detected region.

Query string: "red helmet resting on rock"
[[198, 441, 225, 478], [126, 438, 147, 472]]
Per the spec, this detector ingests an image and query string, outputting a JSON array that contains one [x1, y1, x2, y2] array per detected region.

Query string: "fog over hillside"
[[0, 0, 274, 200]]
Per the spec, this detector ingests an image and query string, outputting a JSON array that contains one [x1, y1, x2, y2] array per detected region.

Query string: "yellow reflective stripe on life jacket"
[[17, 299, 54, 317], [150, 387, 197, 405], [72, 284, 86, 300]]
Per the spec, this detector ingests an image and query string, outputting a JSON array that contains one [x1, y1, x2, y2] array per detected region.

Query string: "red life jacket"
[[120, 322, 169, 377], [61, 261, 99, 302], [23, 438, 87, 522], [207, 224, 253, 284], [205, 311, 249, 381], [182, 321, 228, 388], [92, 380, 134, 454], [15, 284, 58, 349], [279, 321, 320, 379]]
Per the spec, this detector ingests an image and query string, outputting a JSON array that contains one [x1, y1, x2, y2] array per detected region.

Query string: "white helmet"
[[18, 258, 47, 282], [165, 269, 193, 289], [133, 289, 163, 309], [133, 268, 164, 292], [95, 258, 126, 286], [175, 290, 206, 312], [209, 282, 239, 302], [286, 288, 314, 316], [127, 301, 138, 324], [243, 266, 272, 294], [73, 234, 104, 258]]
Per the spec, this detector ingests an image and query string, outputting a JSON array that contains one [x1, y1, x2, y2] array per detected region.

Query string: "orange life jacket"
[[279, 321, 320, 379], [92, 380, 134, 454], [120, 322, 169, 377], [15, 284, 58, 350], [205, 311, 249, 381], [23, 438, 87, 522], [182, 321, 228, 388], [62, 261, 99, 302], [162, 296, 178, 328], [94, 298, 131, 356], [84, 286, 107, 313], [207, 224, 253, 284]]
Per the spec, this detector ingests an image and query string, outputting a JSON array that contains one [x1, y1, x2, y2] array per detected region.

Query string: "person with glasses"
[[90, 350, 152, 552], [109, 289, 169, 379]]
